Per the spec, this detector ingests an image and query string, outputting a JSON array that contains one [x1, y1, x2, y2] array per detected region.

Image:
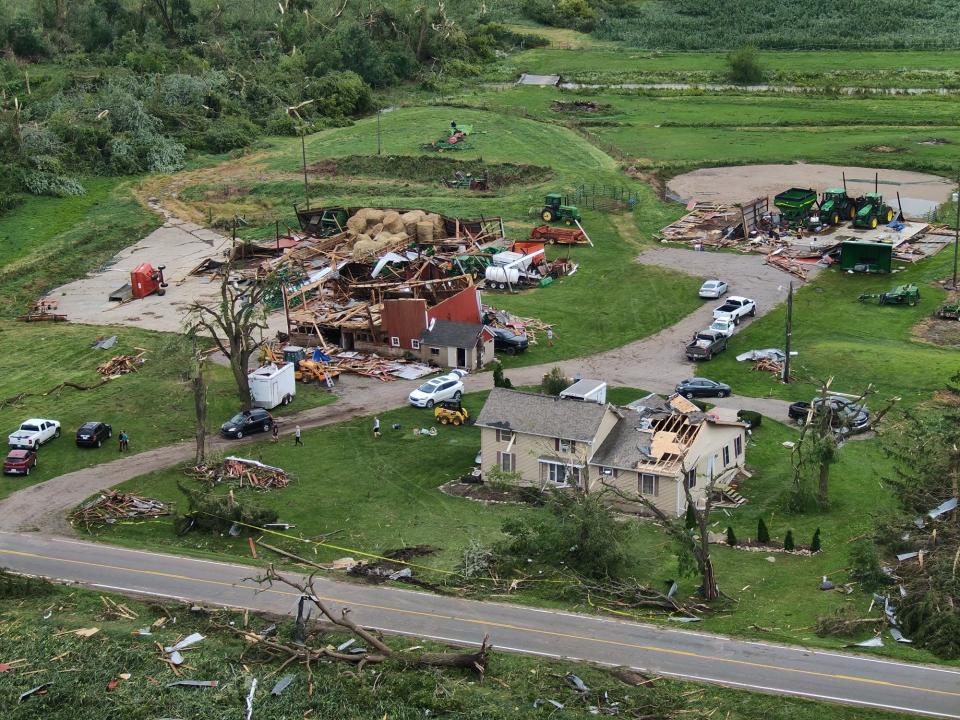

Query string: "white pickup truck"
[[713, 296, 756, 324], [8, 418, 61, 449]]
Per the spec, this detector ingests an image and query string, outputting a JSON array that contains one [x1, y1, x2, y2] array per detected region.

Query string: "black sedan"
[[491, 327, 528, 355], [220, 408, 274, 439], [76, 421, 112, 448], [675, 378, 731, 399]]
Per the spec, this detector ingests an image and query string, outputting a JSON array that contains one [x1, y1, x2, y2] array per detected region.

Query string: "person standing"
[[373, 417, 381, 439], [271, 424, 279, 443], [294, 425, 303, 446], [118, 430, 129, 452]]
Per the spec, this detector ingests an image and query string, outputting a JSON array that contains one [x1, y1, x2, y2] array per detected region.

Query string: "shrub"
[[541, 367, 568, 396], [310, 71, 374, 118], [175, 480, 277, 535], [460, 539, 493, 579], [726, 526, 737, 546], [737, 409, 761, 428], [848, 539, 889, 592], [492, 362, 512, 389], [810, 527, 822, 552], [726, 46, 764, 84], [684, 503, 697, 530], [7, 16, 47, 58], [757, 517, 770, 543], [784, 529, 795, 551], [202, 116, 258, 153]]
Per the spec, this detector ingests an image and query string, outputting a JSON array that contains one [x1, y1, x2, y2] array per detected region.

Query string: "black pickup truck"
[[685, 330, 728, 361]]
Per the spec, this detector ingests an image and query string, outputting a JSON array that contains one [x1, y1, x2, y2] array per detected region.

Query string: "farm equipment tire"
[[870, 217, 878, 229], [831, 213, 840, 225], [849, 206, 857, 219], [440, 416, 449, 425], [564, 218, 574, 226], [453, 416, 462, 426], [157, 287, 166, 296], [886, 208, 894, 222], [541, 210, 553, 222]]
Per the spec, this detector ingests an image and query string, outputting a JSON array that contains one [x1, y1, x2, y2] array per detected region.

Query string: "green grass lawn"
[[0, 578, 914, 720], [704, 250, 958, 405], [93, 386, 952, 664], [0, 321, 335, 500]]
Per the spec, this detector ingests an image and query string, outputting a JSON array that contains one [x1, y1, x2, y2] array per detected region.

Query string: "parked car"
[[685, 330, 728, 361], [220, 408, 274, 439], [76, 421, 112, 448], [408, 373, 464, 408], [675, 378, 731, 398], [698, 279, 728, 299], [788, 396, 870, 433], [8, 419, 60, 450], [491, 327, 529, 355], [713, 296, 756, 324], [3, 448, 38, 475], [708, 318, 737, 338]]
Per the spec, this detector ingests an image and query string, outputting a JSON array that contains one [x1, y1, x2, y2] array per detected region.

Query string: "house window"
[[496, 451, 515, 473], [686, 467, 697, 488], [390, 336, 400, 347], [430, 347, 440, 356], [496, 429, 514, 443], [540, 461, 582, 487], [734, 435, 743, 457], [411, 339, 421, 350], [599, 467, 618, 478], [640, 473, 659, 496], [555, 438, 576, 453], [722, 446, 730, 466]]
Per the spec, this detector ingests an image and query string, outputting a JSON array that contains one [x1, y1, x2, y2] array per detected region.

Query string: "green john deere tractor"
[[541, 193, 582, 225], [853, 192, 896, 230], [819, 188, 857, 225]]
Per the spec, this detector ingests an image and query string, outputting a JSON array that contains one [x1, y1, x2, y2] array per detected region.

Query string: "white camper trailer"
[[248, 363, 296, 409]]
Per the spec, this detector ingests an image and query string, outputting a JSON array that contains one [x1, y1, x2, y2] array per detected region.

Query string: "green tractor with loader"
[[819, 188, 858, 225], [541, 193, 582, 225]]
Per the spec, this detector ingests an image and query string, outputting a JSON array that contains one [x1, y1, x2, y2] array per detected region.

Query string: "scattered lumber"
[[764, 252, 809, 280], [72, 490, 169, 527], [97, 352, 146, 377], [190, 457, 291, 490]]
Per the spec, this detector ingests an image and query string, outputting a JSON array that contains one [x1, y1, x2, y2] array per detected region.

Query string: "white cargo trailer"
[[248, 363, 296, 409]]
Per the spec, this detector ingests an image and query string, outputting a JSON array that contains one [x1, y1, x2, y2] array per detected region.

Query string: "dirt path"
[[0, 246, 803, 535]]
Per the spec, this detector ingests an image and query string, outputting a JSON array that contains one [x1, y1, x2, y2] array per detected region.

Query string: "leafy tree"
[[757, 517, 770, 544], [784, 529, 795, 551], [541, 367, 568, 396], [726, 46, 764, 84], [810, 527, 822, 553], [684, 503, 697, 530], [7, 17, 47, 58], [726, 526, 737, 546], [847, 539, 889, 592], [497, 491, 631, 580]]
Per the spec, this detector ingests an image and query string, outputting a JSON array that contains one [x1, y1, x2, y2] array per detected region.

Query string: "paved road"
[[2, 533, 958, 719]]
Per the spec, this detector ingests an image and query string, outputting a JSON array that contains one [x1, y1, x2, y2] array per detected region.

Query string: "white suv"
[[408, 373, 464, 408]]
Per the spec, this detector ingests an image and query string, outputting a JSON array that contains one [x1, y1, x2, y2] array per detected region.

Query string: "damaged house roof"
[[420, 320, 485, 349], [474, 388, 611, 443]]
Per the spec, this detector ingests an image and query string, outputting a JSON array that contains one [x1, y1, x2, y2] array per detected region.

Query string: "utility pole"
[[782, 281, 793, 384], [300, 130, 309, 211], [376, 108, 382, 156], [952, 169, 959, 289]]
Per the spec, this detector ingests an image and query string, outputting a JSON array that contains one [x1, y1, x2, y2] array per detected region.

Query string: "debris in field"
[[168, 651, 184, 666], [19, 682, 53, 702], [90, 335, 119, 350], [848, 636, 884, 648], [166, 680, 219, 688], [565, 673, 589, 693], [819, 576, 835, 591], [668, 616, 701, 623], [55, 627, 99, 639], [106, 678, 122, 691], [336, 639, 356, 652], [914, 497, 958, 528], [890, 628, 913, 643], [133, 628, 152, 636], [534, 698, 565, 710], [245, 678, 258, 720], [72, 491, 169, 527], [165, 633, 205, 653], [96, 352, 146, 378], [896, 551, 920, 562], [0, 659, 28, 672], [17, 298, 67, 322], [101, 595, 139, 619], [270, 674, 294, 696], [736, 348, 786, 363], [190, 457, 291, 490]]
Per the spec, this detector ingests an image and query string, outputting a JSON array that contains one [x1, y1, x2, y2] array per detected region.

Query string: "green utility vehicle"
[[819, 188, 858, 225], [541, 193, 582, 225], [858, 283, 920, 306], [853, 192, 896, 229], [773, 187, 818, 228]]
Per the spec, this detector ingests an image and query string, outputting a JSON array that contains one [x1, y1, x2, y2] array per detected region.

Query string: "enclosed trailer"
[[839, 241, 893, 274], [248, 363, 296, 409]]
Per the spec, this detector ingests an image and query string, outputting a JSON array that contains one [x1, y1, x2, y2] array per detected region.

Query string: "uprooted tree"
[[186, 264, 277, 409], [159, 331, 210, 464], [601, 462, 720, 601], [238, 566, 491, 673]]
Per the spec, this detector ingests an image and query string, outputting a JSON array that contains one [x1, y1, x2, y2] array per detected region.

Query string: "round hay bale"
[[368, 222, 384, 238], [401, 210, 426, 236], [352, 238, 378, 259], [428, 213, 445, 235], [363, 208, 385, 224], [346, 215, 367, 234], [416, 221, 434, 244], [382, 211, 404, 234]]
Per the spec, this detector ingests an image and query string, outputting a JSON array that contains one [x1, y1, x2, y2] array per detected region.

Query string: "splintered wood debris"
[[96, 351, 147, 377], [71, 491, 169, 527], [191, 457, 292, 490]]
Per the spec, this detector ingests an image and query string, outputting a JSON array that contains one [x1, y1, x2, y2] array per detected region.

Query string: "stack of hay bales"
[[343, 207, 446, 259]]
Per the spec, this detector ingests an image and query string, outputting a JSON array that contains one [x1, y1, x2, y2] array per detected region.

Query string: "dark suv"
[[76, 421, 112, 448], [492, 327, 529, 355], [220, 408, 274, 439]]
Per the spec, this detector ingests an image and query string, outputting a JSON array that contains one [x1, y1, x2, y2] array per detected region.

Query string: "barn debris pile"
[[191, 457, 292, 490], [72, 491, 169, 527], [96, 352, 146, 378], [482, 306, 552, 345]]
